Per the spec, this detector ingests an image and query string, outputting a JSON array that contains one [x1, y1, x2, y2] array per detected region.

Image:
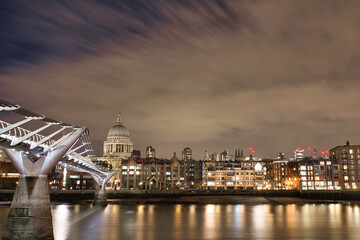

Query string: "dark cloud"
[[1, 1, 360, 158]]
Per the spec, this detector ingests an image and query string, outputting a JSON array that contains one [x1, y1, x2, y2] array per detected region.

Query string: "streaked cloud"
[[1, 0, 360, 158]]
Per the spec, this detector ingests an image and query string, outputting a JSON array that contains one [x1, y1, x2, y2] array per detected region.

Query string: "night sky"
[[1, 1, 360, 159]]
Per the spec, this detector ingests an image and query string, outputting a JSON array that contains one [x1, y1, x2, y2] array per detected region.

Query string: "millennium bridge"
[[0, 98, 114, 240]]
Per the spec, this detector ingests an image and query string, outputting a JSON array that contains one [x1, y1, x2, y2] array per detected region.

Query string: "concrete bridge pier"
[[92, 173, 114, 207], [93, 185, 108, 207], [2, 176, 53, 240], [1, 128, 84, 240]]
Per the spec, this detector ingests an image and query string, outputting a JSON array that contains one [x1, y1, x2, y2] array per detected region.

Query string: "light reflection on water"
[[1, 203, 360, 240]]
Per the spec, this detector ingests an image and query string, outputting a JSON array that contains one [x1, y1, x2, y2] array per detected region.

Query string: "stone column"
[[2, 176, 53, 240]]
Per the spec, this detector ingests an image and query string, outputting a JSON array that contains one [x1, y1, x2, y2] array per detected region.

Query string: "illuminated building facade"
[[103, 111, 133, 158], [100, 111, 134, 183], [146, 146, 156, 158], [201, 156, 265, 190], [294, 148, 305, 160], [62, 170, 95, 190], [266, 159, 299, 190], [299, 157, 340, 190], [220, 150, 230, 161], [116, 153, 201, 190], [186, 158, 202, 188], [182, 147, 192, 160], [330, 141, 360, 190]]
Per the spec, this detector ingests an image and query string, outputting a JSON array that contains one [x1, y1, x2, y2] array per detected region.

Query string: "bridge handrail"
[[0, 119, 55, 147]]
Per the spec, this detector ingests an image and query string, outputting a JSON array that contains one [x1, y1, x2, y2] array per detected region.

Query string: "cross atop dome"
[[116, 110, 122, 124]]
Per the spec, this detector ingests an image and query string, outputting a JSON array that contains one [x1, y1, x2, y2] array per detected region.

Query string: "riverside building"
[[265, 158, 299, 190], [330, 141, 360, 190], [201, 156, 265, 190], [299, 157, 340, 190], [116, 152, 201, 190]]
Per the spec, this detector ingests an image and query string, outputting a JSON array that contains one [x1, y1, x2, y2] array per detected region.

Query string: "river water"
[[1, 202, 360, 240]]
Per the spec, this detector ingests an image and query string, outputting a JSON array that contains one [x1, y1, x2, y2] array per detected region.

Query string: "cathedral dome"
[[107, 111, 130, 138], [108, 124, 130, 138]]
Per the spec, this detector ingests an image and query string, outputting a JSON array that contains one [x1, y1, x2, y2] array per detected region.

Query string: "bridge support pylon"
[[92, 172, 114, 207], [1, 128, 84, 240], [93, 185, 108, 207]]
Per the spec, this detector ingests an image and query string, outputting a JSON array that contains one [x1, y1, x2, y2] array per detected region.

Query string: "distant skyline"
[[1, 1, 360, 159]]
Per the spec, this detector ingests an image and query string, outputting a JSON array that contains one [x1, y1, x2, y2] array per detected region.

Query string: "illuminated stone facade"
[[201, 156, 266, 190], [101, 111, 134, 182], [115, 153, 202, 190]]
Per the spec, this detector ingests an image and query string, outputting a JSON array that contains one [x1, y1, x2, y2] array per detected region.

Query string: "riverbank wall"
[[0, 189, 359, 203], [300, 190, 360, 201]]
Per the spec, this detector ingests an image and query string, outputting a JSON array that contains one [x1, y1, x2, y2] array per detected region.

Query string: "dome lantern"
[[116, 110, 122, 124]]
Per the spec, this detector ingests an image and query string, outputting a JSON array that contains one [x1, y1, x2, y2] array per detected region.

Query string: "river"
[[1, 202, 360, 239]]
